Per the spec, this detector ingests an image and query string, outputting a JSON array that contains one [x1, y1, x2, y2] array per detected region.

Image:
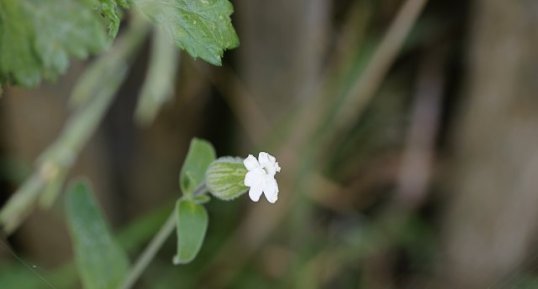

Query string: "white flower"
[[243, 152, 281, 203]]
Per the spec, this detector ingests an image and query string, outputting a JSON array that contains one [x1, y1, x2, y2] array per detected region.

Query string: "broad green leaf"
[[96, 0, 129, 37], [180, 138, 216, 195], [65, 179, 129, 289], [206, 157, 248, 201], [134, 0, 239, 65], [0, 0, 121, 86], [173, 198, 208, 264]]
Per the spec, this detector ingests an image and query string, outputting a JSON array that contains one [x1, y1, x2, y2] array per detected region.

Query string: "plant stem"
[[120, 184, 208, 289], [193, 183, 207, 196], [119, 211, 176, 289], [0, 13, 150, 235]]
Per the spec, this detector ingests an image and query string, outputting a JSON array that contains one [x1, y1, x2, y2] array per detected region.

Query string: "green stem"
[[119, 211, 176, 289], [0, 13, 150, 235], [120, 184, 208, 289], [193, 183, 207, 197]]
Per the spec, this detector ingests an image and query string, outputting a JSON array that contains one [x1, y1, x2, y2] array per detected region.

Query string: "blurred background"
[[2, 0, 538, 288]]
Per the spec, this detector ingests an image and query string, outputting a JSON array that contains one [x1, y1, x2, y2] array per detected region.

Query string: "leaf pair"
[[173, 138, 215, 264], [174, 138, 250, 264]]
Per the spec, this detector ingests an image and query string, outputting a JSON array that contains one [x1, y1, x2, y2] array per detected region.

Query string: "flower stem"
[[120, 211, 176, 289], [120, 184, 208, 289], [193, 183, 207, 196]]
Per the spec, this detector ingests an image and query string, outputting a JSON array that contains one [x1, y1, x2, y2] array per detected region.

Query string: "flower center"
[[261, 165, 272, 176]]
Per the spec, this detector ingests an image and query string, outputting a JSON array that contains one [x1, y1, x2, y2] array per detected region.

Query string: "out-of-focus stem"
[[0, 13, 150, 235], [134, 26, 179, 126], [331, 0, 428, 137]]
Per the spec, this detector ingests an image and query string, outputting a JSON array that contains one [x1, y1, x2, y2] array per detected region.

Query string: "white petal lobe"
[[244, 169, 264, 186], [264, 178, 279, 203], [243, 155, 259, 170], [257, 153, 268, 166], [248, 186, 263, 202]]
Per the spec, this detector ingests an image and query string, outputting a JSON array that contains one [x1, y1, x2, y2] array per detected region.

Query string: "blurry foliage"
[[0, 0, 238, 87], [134, 27, 179, 125], [0, 0, 114, 86], [97, 0, 129, 37], [0, 203, 172, 289], [65, 180, 129, 289]]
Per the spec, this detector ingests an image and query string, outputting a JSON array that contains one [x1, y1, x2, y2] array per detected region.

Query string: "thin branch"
[[331, 0, 429, 139], [120, 184, 208, 289], [0, 13, 149, 235], [395, 47, 446, 209], [119, 211, 176, 289]]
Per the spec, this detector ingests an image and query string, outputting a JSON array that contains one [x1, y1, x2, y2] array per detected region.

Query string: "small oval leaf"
[[180, 138, 216, 196], [206, 157, 248, 201], [173, 199, 208, 264]]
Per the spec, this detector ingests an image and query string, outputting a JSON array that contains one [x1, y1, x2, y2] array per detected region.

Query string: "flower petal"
[[244, 169, 265, 187], [258, 152, 280, 176], [274, 162, 281, 173], [243, 155, 260, 170], [248, 186, 263, 202], [258, 152, 270, 166], [263, 177, 279, 203]]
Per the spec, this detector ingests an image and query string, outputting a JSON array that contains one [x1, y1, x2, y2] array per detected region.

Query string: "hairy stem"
[[119, 212, 176, 289], [120, 184, 208, 289]]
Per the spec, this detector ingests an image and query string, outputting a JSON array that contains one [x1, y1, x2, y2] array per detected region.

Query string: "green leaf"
[[180, 138, 216, 195], [65, 179, 129, 289], [96, 0, 129, 37], [133, 0, 239, 65], [206, 157, 248, 201], [173, 198, 208, 264], [0, 0, 119, 86]]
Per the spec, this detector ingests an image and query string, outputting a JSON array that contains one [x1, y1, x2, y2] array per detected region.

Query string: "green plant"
[[65, 138, 281, 289], [0, 1, 241, 287], [0, 0, 240, 234]]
